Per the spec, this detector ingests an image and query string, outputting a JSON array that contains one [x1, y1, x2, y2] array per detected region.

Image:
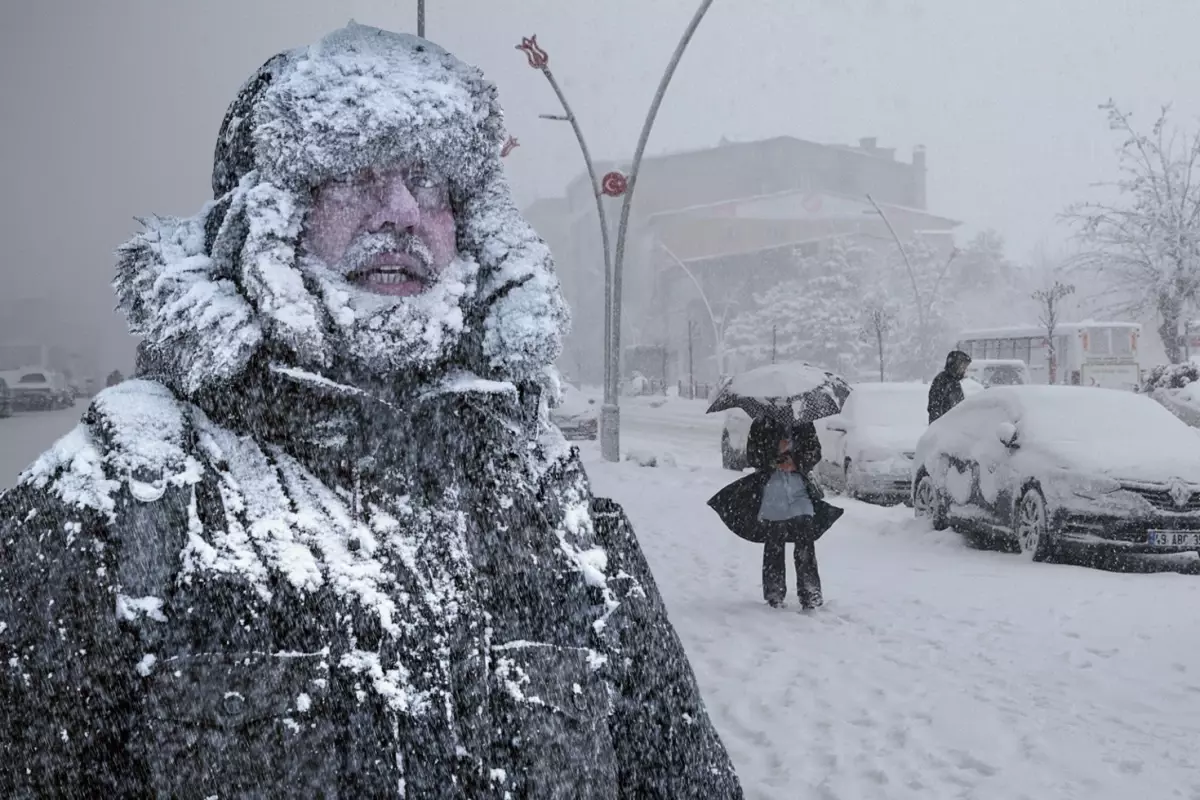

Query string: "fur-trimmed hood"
[[114, 23, 568, 400]]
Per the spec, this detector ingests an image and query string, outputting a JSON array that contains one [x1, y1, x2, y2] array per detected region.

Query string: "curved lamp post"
[[518, 0, 716, 461], [658, 241, 728, 379]]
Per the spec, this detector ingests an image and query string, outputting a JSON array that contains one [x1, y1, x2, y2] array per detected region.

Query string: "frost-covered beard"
[[297, 248, 479, 382], [337, 233, 434, 285]]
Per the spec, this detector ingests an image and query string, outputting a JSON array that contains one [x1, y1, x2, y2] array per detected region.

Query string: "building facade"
[[524, 136, 959, 386]]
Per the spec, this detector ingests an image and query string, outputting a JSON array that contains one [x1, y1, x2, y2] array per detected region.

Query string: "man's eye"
[[410, 172, 441, 190]]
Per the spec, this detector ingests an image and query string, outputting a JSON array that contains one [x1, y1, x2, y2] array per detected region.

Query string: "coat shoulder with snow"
[[0, 379, 742, 798]]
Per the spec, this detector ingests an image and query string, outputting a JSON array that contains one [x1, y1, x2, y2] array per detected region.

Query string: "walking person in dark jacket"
[[747, 418, 825, 609], [928, 350, 972, 423]]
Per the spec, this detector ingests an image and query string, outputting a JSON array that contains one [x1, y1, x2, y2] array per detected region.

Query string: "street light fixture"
[[517, 0, 716, 461]]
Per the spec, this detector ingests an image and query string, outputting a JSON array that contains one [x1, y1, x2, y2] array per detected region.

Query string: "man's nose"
[[367, 179, 420, 232]]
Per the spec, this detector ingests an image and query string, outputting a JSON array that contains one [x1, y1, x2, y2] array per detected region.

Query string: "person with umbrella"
[[706, 363, 848, 609]]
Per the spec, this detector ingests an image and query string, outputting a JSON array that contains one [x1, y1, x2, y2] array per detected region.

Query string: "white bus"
[[956, 321, 1141, 390]]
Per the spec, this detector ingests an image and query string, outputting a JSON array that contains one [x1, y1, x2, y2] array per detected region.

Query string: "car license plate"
[[1147, 530, 1200, 547]]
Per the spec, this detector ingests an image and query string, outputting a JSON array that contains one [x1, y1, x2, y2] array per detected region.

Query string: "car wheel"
[[1015, 488, 1054, 562], [913, 472, 948, 531]]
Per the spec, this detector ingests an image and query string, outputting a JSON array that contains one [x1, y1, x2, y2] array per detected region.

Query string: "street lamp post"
[[658, 241, 728, 379], [518, 0, 716, 461]]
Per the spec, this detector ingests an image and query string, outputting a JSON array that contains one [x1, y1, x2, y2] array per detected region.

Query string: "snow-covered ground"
[[0, 406, 85, 487], [3, 396, 1199, 798]]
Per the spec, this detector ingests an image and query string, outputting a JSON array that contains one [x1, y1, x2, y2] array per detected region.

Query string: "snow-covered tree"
[[860, 294, 899, 382], [872, 237, 960, 379], [950, 230, 1015, 300], [725, 239, 871, 371], [1066, 101, 1200, 363]]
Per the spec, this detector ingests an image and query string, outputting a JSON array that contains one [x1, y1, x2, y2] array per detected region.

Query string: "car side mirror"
[[996, 421, 1019, 449]]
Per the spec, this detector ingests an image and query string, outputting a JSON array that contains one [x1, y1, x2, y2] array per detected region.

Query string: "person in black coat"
[[928, 350, 972, 423], [709, 418, 843, 609], [746, 418, 826, 608]]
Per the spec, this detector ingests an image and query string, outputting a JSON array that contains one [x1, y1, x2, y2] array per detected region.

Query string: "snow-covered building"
[[525, 136, 960, 386]]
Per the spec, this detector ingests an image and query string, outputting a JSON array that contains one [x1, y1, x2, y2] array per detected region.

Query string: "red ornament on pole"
[[516, 36, 549, 69], [601, 171, 628, 197], [500, 136, 520, 157]]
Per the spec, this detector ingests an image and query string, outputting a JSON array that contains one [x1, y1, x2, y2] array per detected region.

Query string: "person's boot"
[[799, 589, 823, 611]]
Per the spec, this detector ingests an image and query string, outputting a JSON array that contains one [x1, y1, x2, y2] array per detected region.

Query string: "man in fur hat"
[[0, 24, 742, 798]]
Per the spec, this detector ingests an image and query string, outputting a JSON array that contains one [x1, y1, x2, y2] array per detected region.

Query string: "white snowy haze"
[[3, 0, 1200, 374]]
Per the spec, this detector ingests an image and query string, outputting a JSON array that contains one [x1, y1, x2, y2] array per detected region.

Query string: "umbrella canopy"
[[707, 362, 852, 425]]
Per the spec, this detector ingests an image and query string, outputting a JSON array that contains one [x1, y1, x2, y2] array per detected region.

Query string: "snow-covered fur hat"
[[115, 23, 568, 398]]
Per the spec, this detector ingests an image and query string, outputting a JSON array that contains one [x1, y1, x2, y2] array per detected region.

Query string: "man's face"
[[302, 162, 458, 297]]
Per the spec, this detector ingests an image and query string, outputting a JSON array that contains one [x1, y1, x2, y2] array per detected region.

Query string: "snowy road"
[[0, 406, 84, 488], [3, 397, 1200, 797], [585, 397, 1200, 800]]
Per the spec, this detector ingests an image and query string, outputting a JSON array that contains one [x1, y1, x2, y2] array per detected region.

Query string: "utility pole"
[[771, 325, 777, 365], [518, 0, 717, 462], [687, 320, 696, 398], [417, 0, 425, 37]]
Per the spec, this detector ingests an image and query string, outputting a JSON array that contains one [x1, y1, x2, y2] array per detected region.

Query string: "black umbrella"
[[707, 362, 852, 425]]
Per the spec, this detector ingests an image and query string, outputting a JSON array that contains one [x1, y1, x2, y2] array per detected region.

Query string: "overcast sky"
[[3, 0, 1200, 368]]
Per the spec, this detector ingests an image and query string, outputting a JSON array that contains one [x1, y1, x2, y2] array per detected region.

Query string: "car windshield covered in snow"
[[846, 383, 928, 428], [1012, 385, 1187, 445], [967, 360, 1030, 387]]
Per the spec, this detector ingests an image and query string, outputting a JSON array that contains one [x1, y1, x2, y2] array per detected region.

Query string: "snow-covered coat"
[[928, 352, 970, 424], [0, 24, 742, 799]]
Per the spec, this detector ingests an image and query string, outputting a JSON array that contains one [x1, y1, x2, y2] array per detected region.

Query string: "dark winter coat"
[[0, 24, 741, 799], [708, 418, 843, 544], [0, 372, 742, 799], [928, 351, 970, 424]]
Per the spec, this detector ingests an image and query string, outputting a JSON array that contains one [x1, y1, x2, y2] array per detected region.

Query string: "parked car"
[[965, 359, 1031, 388], [9, 370, 74, 411], [550, 382, 599, 440], [722, 377, 984, 473], [815, 382, 928, 503], [913, 385, 1200, 561], [720, 408, 753, 470], [0, 377, 12, 418]]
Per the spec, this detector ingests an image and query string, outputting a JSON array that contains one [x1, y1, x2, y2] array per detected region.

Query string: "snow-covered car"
[[7, 370, 73, 411], [913, 385, 1200, 561], [966, 359, 1031, 388], [720, 408, 753, 470], [816, 382, 928, 503], [550, 382, 599, 440], [0, 377, 12, 418]]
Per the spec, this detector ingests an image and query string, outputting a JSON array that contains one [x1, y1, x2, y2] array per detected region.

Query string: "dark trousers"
[[761, 518, 822, 608]]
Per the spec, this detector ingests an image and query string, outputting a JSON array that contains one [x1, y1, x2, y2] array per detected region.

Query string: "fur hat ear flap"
[[207, 172, 328, 371], [236, 176, 328, 368]]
